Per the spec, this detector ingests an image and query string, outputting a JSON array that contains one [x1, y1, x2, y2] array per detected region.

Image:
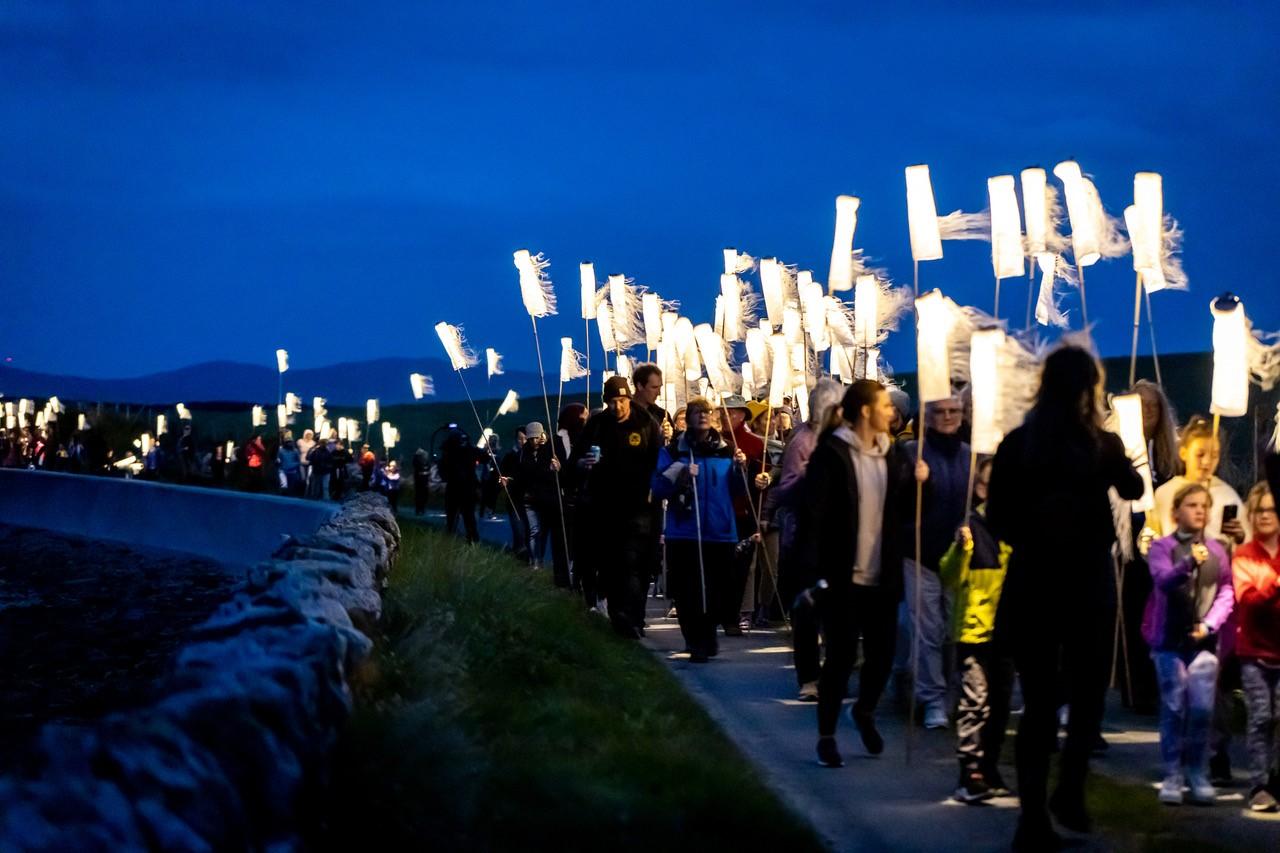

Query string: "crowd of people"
[[430, 348, 1280, 851], [8, 351, 1279, 850]]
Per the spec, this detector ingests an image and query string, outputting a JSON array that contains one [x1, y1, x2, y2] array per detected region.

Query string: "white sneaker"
[[923, 703, 949, 730], [797, 681, 819, 702], [1186, 772, 1216, 805], [1158, 774, 1184, 805]]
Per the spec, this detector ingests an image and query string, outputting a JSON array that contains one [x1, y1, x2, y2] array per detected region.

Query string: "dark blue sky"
[[2, 1, 1277, 378]]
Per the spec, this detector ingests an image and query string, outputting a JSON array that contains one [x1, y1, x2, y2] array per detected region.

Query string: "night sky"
[[2, 2, 1277, 379]]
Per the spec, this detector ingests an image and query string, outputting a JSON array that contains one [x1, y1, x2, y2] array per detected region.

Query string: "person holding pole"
[[803, 379, 928, 768], [987, 345, 1143, 851], [570, 376, 660, 636], [652, 397, 749, 662], [900, 394, 971, 729]]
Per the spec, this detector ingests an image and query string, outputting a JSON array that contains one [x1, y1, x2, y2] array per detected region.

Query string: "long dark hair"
[[1028, 345, 1105, 461]]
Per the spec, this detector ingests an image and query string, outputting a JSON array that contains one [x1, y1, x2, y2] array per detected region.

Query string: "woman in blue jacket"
[[653, 397, 749, 662]]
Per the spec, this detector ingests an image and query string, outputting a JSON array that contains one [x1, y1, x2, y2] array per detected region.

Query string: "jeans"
[[667, 539, 734, 656], [1153, 649, 1219, 777], [1241, 660, 1280, 789], [956, 643, 1015, 777], [902, 560, 953, 708], [526, 502, 570, 588]]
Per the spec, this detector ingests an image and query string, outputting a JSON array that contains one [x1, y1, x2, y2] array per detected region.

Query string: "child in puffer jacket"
[[938, 458, 1014, 804]]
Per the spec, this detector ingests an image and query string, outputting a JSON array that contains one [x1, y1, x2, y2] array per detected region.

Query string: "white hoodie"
[[834, 425, 890, 586]]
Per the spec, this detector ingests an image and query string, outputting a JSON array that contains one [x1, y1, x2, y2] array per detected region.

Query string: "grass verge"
[[312, 521, 824, 851]]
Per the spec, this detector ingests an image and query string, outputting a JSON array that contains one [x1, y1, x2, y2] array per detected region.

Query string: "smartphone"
[[1222, 504, 1239, 524]]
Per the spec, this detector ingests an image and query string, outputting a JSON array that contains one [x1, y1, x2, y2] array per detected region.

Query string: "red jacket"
[[1233, 538, 1280, 664]]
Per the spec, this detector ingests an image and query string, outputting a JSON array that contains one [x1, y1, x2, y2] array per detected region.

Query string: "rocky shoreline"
[[0, 492, 399, 850]]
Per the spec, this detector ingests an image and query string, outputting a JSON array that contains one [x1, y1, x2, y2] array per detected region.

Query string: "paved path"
[[406, 511, 1280, 850], [639, 598, 1280, 853]]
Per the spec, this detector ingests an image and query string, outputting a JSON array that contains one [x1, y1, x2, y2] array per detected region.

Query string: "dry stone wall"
[[0, 492, 399, 850]]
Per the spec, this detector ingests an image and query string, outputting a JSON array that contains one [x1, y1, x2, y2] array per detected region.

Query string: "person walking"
[[987, 346, 1144, 850], [802, 379, 928, 769], [900, 394, 971, 730], [439, 424, 483, 544], [520, 421, 570, 587], [411, 447, 432, 516], [939, 457, 1015, 803], [569, 376, 659, 634], [1232, 482, 1280, 812], [652, 397, 749, 661], [769, 377, 843, 701]]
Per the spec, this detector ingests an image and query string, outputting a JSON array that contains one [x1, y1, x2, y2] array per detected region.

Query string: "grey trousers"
[[1241, 660, 1280, 789], [956, 643, 1016, 776]]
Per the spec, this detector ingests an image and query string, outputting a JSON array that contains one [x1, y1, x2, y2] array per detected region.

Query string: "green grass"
[[311, 521, 823, 852]]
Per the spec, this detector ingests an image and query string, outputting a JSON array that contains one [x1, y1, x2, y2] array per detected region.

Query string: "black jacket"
[[518, 440, 565, 508], [799, 430, 918, 601], [569, 407, 659, 514]]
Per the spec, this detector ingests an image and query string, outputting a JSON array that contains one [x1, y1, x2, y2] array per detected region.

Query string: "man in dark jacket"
[[569, 375, 660, 636], [499, 427, 529, 558], [439, 425, 483, 543], [519, 421, 569, 587], [412, 447, 432, 516], [899, 395, 971, 729]]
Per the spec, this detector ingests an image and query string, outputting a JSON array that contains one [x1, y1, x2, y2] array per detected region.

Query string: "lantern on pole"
[[1210, 294, 1248, 418], [905, 165, 943, 264], [828, 194, 860, 292], [1053, 160, 1100, 267], [915, 289, 954, 404], [988, 175, 1025, 281], [1020, 167, 1049, 256], [1111, 393, 1156, 512], [367, 399, 379, 424]]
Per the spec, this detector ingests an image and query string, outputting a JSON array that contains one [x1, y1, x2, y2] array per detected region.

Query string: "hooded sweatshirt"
[[834, 425, 889, 586], [1143, 530, 1234, 654]]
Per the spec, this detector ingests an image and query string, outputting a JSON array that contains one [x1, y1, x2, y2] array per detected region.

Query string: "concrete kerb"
[[0, 491, 399, 850]]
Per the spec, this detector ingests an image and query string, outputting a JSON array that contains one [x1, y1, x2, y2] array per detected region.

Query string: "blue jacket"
[[652, 430, 745, 544]]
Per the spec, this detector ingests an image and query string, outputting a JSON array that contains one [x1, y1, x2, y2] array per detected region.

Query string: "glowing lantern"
[[988, 175, 1025, 279], [1020, 167, 1049, 255], [435, 322, 476, 370], [905, 165, 943, 262], [486, 348, 503, 379], [642, 293, 662, 351], [381, 422, 399, 449], [915, 289, 953, 403], [745, 327, 770, 378], [497, 389, 519, 416], [1128, 172, 1165, 292], [828, 195, 860, 292], [595, 302, 616, 352], [1112, 393, 1156, 512], [1053, 160, 1100, 266], [801, 280, 829, 351], [514, 249, 554, 318], [277, 404, 288, 428], [276, 349, 289, 373], [367, 399, 379, 424], [156, 414, 167, 436], [759, 258, 785, 328], [968, 328, 1004, 454], [77, 413, 87, 431], [694, 323, 738, 393], [767, 334, 790, 407], [579, 262, 597, 320], [782, 306, 803, 346], [854, 275, 879, 349], [1210, 295, 1248, 417]]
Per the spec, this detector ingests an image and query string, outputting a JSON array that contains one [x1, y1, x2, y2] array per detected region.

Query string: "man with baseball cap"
[[568, 375, 661, 636]]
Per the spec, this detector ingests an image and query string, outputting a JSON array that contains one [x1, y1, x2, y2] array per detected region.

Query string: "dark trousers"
[[414, 477, 429, 515], [957, 642, 1015, 777], [667, 539, 733, 656], [817, 583, 898, 737], [528, 501, 571, 588], [599, 512, 653, 637], [445, 485, 479, 543], [1120, 556, 1159, 713], [1004, 562, 1114, 829], [778, 531, 821, 686]]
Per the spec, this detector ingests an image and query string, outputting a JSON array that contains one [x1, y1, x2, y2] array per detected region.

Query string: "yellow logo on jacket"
[[628, 432, 642, 447]]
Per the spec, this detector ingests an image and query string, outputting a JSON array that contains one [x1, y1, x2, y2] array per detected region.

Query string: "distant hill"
[[0, 357, 587, 406]]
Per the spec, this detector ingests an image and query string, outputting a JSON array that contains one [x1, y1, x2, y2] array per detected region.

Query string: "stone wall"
[[0, 492, 399, 850]]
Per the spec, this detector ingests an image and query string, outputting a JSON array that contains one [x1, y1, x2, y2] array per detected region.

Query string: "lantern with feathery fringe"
[[905, 165, 943, 263]]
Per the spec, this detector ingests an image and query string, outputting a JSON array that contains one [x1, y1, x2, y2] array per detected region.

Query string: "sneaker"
[[923, 703, 949, 730], [665, 606, 678, 618], [1158, 774, 1184, 805], [850, 707, 885, 755], [984, 770, 1013, 798], [797, 681, 819, 702], [1208, 753, 1232, 786], [816, 737, 844, 768], [1249, 786, 1279, 812], [1186, 772, 1216, 805], [953, 771, 994, 804]]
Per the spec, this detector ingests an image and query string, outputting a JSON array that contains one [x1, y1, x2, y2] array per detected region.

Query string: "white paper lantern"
[[1020, 167, 1049, 256], [759, 258, 785, 329], [828, 195, 860, 292], [1112, 393, 1156, 512], [854, 275, 879, 349], [915, 289, 953, 403], [1129, 172, 1165, 292], [367, 399, 379, 424], [579, 262, 597, 320], [277, 404, 288, 428], [435, 322, 476, 370], [1053, 160, 1100, 267], [1210, 296, 1248, 417], [497, 389, 519, 416], [642, 293, 662, 351], [486, 348, 503, 379], [514, 249, 554, 318], [276, 349, 289, 373], [768, 333, 790, 407], [969, 328, 1004, 454], [905, 164, 943, 262], [988, 175, 1025, 279]]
